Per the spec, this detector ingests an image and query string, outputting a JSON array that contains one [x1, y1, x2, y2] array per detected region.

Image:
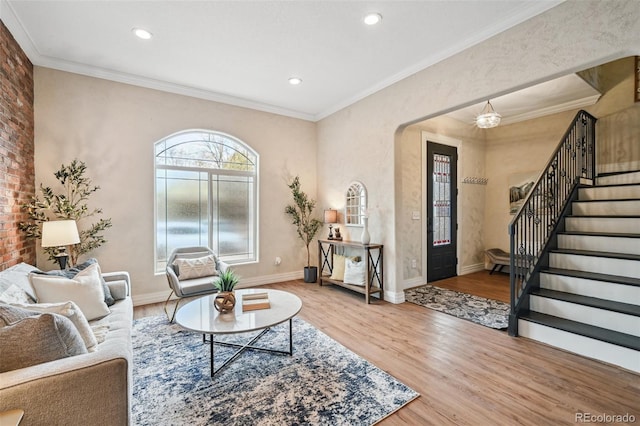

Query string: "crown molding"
[[499, 94, 601, 126]]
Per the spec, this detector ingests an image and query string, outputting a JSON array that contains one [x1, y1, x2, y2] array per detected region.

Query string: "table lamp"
[[41, 220, 80, 269], [324, 209, 338, 239]]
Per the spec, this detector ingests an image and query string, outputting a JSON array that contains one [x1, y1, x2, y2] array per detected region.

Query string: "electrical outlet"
[[411, 259, 417, 268], [274, 257, 282, 265]]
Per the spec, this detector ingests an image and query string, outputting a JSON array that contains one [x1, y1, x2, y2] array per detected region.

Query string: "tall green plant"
[[285, 176, 322, 268], [19, 159, 112, 266]]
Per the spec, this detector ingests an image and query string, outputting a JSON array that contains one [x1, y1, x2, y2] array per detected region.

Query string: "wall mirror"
[[345, 181, 367, 227]]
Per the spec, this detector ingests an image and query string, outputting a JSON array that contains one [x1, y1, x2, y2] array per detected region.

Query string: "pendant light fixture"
[[476, 100, 501, 128]]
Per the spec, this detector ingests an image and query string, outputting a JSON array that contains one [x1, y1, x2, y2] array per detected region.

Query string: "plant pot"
[[304, 266, 318, 283], [213, 291, 236, 313]]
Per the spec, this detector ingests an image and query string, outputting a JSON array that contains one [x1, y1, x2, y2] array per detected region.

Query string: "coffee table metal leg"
[[207, 319, 295, 378]]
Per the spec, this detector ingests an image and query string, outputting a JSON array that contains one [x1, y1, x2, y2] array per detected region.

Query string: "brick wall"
[[0, 19, 35, 270]]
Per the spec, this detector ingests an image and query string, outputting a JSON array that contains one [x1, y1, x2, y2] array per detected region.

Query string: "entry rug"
[[132, 315, 419, 425], [405, 285, 510, 329]]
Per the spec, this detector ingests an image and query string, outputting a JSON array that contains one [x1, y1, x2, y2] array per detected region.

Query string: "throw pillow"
[[330, 254, 347, 281], [0, 282, 33, 305], [30, 263, 110, 321], [32, 258, 115, 306], [0, 312, 87, 373], [106, 280, 128, 301], [344, 258, 366, 286], [11, 302, 98, 352], [173, 254, 219, 280], [0, 304, 34, 326], [0, 262, 38, 302]]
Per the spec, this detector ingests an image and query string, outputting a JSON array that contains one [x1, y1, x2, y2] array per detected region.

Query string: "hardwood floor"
[[419, 270, 511, 303], [135, 280, 639, 425]]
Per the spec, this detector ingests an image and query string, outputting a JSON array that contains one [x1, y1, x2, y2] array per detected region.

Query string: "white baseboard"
[[385, 290, 405, 304], [460, 263, 485, 275], [132, 270, 303, 306]]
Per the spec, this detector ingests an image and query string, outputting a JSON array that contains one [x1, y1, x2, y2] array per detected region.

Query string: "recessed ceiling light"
[[288, 77, 303, 85], [363, 13, 382, 26], [132, 28, 153, 40]]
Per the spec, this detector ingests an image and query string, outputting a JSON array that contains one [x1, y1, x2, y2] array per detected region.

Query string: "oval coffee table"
[[175, 288, 302, 377]]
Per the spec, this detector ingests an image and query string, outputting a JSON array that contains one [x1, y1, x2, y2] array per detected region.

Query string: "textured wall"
[[0, 19, 35, 270], [317, 0, 640, 298], [34, 68, 317, 301]]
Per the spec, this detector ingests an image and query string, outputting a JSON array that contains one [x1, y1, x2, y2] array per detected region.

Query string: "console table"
[[317, 239, 383, 304]]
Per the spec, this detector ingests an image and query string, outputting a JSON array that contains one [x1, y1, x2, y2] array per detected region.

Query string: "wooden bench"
[[485, 248, 510, 274]]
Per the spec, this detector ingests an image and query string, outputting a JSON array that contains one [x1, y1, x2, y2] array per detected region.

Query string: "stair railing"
[[508, 110, 597, 336]]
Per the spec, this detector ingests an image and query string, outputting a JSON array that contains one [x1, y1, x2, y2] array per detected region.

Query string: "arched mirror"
[[345, 181, 367, 227]]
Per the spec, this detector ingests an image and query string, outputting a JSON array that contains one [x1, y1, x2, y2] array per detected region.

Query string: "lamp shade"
[[41, 220, 80, 247], [324, 209, 338, 224]]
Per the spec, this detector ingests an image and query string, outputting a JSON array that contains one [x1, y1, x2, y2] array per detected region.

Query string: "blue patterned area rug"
[[132, 315, 419, 425], [404, 285, 510, 329]]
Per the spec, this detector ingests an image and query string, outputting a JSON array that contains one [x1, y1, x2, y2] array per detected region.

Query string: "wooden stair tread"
[[531, 288, 640, 317], [550, 248, 640, 261], [520, 311, 640, 351], [541, 268, 640, 287]]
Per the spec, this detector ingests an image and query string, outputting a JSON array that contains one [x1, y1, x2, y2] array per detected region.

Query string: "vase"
[[213, 291, 236, 313], [361, 217, 370, 245]]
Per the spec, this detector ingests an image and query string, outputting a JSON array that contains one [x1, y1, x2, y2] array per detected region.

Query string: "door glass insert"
[[432, 154, 451, 247]]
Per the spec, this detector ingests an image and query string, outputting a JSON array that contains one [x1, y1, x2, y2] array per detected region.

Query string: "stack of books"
[[242, 292, 270, 312]]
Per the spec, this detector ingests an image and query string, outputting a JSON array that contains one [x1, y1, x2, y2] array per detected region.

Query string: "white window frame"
[[154, 129, 259, 273]]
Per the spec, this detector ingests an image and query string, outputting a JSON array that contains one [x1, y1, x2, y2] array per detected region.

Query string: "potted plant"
[[213, 269, 240, 313], [18, 159, 112, 267], [285, 176, 323, 283]]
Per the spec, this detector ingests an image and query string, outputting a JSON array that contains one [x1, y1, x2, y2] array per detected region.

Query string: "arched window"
[[154, 130, 258, 272]]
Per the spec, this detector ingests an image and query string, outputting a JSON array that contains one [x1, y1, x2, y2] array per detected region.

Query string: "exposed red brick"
[[0, 19, 35, 270]]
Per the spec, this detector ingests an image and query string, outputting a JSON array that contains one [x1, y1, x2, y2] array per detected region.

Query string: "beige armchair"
[[164, 246, 229, 322]]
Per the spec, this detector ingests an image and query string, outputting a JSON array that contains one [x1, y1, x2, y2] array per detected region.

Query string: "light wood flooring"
[[135, 276, 639, 425], [416, 270, 511, 303]]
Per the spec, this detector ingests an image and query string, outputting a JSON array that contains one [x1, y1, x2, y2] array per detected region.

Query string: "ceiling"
[[1, 0, 564, 122], [444, 73, 601, 126]]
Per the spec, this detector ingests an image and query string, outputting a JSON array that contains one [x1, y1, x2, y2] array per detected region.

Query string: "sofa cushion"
[[106, 280, 128, 301], [0, 310, 87, 373], [32, 258, 115, 306], [11, 302, 98, 352], [0, 263, 37, 303], [173, 254, 219, 280], [30, 264, 110, 321]]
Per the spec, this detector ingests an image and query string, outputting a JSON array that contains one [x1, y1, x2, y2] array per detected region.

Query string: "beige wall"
[[316, 0, 640, 301], [32, 1, 640, 303], [34, 68, 317, 303]]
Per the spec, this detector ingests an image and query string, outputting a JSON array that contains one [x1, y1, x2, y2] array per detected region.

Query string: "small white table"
[[175, 288, 302, 377]]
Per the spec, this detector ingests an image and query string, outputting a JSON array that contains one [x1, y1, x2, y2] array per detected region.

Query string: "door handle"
[[427, 217, 433, 233]]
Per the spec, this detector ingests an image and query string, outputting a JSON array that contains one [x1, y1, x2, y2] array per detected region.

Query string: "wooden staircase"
[[518, 171, 640, 373]]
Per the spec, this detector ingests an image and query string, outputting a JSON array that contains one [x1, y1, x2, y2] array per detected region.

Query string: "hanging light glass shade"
[[476, 100, 501, 128]]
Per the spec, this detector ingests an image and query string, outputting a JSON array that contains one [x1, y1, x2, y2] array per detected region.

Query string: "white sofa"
[[0, 263, 133, 426]]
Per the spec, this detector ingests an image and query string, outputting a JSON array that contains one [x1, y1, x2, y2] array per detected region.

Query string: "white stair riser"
[[558, 234, 640, 255], [579, 185, 640, 200], [549, 253, 640, 279], [518, 320, 640, 373], [540, 273, 640, 305], [572, 200, 640, 216], [596, 172, 640, 186], [529, 296, 640, 337], [565, 217, 640, 234]]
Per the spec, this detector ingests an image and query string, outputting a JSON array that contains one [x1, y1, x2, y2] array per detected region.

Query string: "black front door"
[[426, 142, 457, 282]]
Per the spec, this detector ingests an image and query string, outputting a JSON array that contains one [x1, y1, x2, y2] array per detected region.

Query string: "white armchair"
[[164, 246, 229, 322]]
